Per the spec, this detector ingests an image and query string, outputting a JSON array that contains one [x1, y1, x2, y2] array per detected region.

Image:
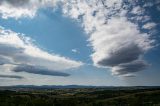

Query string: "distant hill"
[[0, 85, 160, 91]]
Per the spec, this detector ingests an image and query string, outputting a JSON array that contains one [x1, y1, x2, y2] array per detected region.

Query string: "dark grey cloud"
[[0, 43, 24, 57], [0, 43, 55, 66], [0, 74, 23, 79], [0, 43, 25, 65], [0, 0, 30, 7], [0, 56, 11, 65], [13, 65, 70, 77], [113, 60, 149, 75], [97, 44, 143, 67]]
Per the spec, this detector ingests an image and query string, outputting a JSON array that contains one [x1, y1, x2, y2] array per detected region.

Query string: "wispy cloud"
[[0, 74, 23, 79], [71, 49, 79, 54], [142, 22, 157, 30]]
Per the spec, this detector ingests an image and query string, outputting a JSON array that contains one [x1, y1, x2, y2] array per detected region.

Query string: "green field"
[[0, 87, 160, 106]]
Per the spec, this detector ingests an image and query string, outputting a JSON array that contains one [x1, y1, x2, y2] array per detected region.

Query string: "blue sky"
[[0, 0, 159, 86]]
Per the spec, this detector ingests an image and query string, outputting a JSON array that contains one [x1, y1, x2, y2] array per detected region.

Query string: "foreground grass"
[[88, 90, 160, 106]]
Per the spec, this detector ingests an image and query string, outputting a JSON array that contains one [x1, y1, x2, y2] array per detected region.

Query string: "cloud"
[[0, 56, 12, 65], [0, 0, 59, 19], [71, 49, 79, 54], [120, 74, 136, 78], [131, 6, 145, 15], [112, 60, 149, 75], [13, 65, 70, 77], [0, 0, 29, 7], [157, 5, 160, 11], [142, 22, 157, 30], [0, 0, 36, 19], [89, 17, 153, 75], [0, 74, 23, 79], [96, 42, 144, 67], [0, 27, 83, 76]]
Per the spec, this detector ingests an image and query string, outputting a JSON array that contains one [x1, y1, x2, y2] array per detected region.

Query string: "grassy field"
[[0, 87, 160, 106]]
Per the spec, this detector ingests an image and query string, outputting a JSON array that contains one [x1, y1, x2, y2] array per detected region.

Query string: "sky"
[[0, 0, 159, 86]]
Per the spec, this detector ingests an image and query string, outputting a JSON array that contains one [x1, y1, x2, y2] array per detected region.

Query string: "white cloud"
[[143, 2, 154, 8], [0, 27, 83, 76], [142, 22, 156, 30], [143, 1, 160, 8], [130, 15, 151, 23], [0, 0, 59, 19], [131, 6, 145, 15], [71, 49, 79, 54], [0, 0, 36, 19]]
